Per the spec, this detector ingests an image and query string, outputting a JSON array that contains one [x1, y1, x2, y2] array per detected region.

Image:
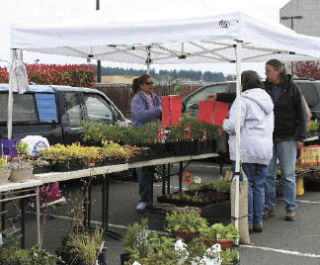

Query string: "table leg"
[[35, 187, 41, 247], [179, 162, 183, 192], [88, 181, 92, 228], [20, 197, 25, 248], [102, 175, 121, 240], [150, 167, 154, 207], [167, 164, 170, 194], [1, 194, 5, 232], [162, 165, 166, 196]]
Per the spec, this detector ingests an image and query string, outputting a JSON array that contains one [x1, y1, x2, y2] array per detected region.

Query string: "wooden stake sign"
[[300, 145, 320, 165]]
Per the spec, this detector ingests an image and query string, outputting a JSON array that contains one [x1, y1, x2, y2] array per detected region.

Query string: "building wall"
[[280, 0, 320, 37]]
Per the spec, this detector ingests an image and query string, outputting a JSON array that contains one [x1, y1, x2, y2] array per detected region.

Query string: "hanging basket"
[[10, 168, 33, 182], [0, 170, 11, 185]]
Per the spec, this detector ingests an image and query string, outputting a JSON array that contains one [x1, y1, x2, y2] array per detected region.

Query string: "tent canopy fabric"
[[10, 3, 320, 65]]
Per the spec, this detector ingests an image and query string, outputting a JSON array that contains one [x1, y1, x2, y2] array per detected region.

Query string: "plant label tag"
[[202, 129, 207, 141], [157, 126, 166, 140], [194, 176, 202, 184], [184, 125, 191, 139]]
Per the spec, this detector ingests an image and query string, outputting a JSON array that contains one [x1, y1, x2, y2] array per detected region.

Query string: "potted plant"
[[0, 157, 10, 185], [0, 245, 61, 265], [199, 222, 240, 250], [122, 218, 158, 264], [165, 211, 207, 243], [221, 248, 240, 265], [57, 226, 105, 265], [8, 156, 33, 182]]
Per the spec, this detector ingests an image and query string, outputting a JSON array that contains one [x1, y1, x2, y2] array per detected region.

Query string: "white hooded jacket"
[[223, 88, 274, 165]]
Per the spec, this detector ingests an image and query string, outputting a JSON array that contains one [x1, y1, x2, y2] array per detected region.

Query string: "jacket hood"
[[242, 88, 273, 114]]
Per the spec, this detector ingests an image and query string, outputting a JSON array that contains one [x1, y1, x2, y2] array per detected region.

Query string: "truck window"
[[296, 83, 319, 108], [35, 93, 58, 122], [64, 92, 82, 127], [83, 93, 114, 122], [0, 93, 38, 122]]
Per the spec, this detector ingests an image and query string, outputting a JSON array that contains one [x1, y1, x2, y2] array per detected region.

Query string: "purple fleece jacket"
[[131, 92, 162, 127]]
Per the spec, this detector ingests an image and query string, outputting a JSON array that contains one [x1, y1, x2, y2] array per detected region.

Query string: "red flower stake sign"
[[183, 172, 193, 185], [184, 125, 191, 139]]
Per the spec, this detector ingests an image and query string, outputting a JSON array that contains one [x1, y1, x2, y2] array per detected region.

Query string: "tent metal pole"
[[234, 41, 242, 245], [146, 46, 151, 74], [7, 49, 16, 139], [146, 62, 150, 74]]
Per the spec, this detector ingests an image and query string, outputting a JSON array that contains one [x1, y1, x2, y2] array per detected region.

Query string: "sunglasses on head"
[[145, 81, 154, 85]]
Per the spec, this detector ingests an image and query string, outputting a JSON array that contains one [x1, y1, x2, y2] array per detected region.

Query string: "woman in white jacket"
[[223, 70, 274, 233]]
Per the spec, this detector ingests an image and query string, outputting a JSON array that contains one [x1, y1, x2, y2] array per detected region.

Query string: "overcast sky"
[[0, 0, 290, 76]]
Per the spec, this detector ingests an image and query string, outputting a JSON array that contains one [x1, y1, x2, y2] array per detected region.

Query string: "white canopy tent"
[[9, 0, 320, 239]]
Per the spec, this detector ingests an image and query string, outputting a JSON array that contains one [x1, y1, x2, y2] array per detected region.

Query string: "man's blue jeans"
[[265, 140, 297, 212], [136, 167, 153, 203], [242, 163, 267, 226]]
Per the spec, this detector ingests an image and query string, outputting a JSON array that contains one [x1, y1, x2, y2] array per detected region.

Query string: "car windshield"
[[185, 83, 235, 115]]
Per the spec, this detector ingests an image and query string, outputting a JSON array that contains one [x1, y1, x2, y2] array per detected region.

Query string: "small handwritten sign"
[[300, 145, 320, 165]]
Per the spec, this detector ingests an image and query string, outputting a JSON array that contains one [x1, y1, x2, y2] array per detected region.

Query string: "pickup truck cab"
[[0, 84, 130, 145]]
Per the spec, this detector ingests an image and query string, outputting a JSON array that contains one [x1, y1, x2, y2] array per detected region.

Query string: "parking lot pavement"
[[8, 161, 320, 265]]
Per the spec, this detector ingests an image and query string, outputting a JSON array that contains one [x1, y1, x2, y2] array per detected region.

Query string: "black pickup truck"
[[0, 84, 130, 145]]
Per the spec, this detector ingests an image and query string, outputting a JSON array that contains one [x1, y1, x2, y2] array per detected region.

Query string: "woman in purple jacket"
[[131, 74, 161, 212]]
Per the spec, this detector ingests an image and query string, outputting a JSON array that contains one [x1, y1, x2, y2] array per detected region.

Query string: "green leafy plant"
[[0, 245, 61, 265], [212, 179, 231, 194], [125, 236, 181, 265], [307, 120, 320, 133], [165, 211, 207, 233], [16, 141, 29, 155], [123, 218, 158, 259], [199, 222, 240, 243], [221, 248, 239, 265]]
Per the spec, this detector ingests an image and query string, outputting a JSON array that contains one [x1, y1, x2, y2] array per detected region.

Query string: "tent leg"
[[234, 41, 242, 245]]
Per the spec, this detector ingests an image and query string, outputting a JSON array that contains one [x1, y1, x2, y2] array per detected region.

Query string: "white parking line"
[[30, 212, 169, 235], [296, 199, 320, 204], [241, 244, 320, 258], [111, 180, 187, 190]]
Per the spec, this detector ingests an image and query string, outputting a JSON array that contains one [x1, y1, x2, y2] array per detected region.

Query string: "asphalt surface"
[[4, 160, 320, 265]]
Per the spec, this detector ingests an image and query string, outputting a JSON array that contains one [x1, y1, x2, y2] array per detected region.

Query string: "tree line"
[[98, 66, 236, 82]]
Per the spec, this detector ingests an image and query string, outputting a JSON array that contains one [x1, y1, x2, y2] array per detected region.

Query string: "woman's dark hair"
[[132, 74, 151, 94], [266, 59, 287, 81], [241, 70, 262, 91]]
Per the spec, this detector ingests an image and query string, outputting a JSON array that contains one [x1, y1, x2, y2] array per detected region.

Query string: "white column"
[[234, 41, 242, 243]]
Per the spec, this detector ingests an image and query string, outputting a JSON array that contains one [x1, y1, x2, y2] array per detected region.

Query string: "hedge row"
[[0, 64, 96, 88]]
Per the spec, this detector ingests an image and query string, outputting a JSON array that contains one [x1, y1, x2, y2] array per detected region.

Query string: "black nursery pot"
[[120, 252, 131, 265], [33, 165, 53, 174]]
